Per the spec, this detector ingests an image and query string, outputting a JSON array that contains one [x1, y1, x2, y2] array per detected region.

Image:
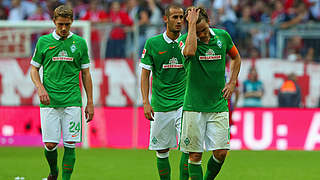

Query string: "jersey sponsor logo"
[[158, 51, 167, 55], [52, 50, 74, 61], [59, 50, 68, 57], [162, 57, 183, 69], [52, 57, 74, 61], [49, 46, 56, 49], [199, 49, 221, 61], [141, 49, 146, 58], [70, 44, 76, 53]]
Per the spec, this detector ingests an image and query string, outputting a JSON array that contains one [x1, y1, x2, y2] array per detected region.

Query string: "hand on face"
[[186, 7, 199, 25]]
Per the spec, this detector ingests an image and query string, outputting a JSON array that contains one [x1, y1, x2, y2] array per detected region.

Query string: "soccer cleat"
[[47, 174, 58, 180]]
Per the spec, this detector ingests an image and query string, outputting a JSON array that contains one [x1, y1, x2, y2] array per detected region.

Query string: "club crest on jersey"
[[70, 44, 76, 53], [199, 49, 221, 61], [52, 50, 74, 61], [217, 39, 222, 48], [162, 57, 183, 69], [141, 49, 146, 58]]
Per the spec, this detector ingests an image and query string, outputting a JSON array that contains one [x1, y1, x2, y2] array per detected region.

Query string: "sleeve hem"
[[30, 60, 41, 68], [139, 63, 152, 70], [81, 63, 90, 69]]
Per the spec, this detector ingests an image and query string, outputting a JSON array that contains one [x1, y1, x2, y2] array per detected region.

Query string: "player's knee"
[[64, 141, 76, 148], [156, 149, 169, 158], [189, 152, 202, 162], [45, 143, 58, 151], [213, 149, 228, 162]]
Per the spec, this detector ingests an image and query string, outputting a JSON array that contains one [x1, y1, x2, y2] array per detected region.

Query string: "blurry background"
[[0, 0, 320, 152]]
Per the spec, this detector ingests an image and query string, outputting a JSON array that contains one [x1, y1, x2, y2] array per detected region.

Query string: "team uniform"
[[140, 32, 185, 150], [179, 28, 234, 152], [31, 31, 90, 144]]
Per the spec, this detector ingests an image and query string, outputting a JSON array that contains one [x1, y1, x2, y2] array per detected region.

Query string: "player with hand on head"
[[140, 3, 189, 180], [30, 5, 94, 180], [178, 6, 241, 180]]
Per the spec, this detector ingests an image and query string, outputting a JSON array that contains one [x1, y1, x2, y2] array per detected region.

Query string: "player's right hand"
[[143, 103, 154, 121], [37, 86, 50, 105], [186, 7, 199, 24]]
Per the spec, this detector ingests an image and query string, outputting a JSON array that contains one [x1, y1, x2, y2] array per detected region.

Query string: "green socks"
[[204, 155, 223, 180], [188, 161, 203, 180], [44, 148, 58, 176], [157, 157, 171, 180], [179, 153, 189, 180], [62, 147, 76, 180]]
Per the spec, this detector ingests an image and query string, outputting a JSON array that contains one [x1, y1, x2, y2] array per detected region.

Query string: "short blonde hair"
[[53, 5, 73, 20]]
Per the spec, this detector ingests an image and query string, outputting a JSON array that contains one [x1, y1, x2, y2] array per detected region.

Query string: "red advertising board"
[[1, 107, 319, 150], [230, 108, 320, 150]]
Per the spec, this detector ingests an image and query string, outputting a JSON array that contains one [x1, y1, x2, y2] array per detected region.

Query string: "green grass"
[[0, 147, 319, 180]]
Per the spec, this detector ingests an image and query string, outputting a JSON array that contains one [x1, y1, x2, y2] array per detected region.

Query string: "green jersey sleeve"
[[31, 37, 44, 67], [178, 34, 187, 62], [81, 39, 90, 69], [140, 39, 153, 70], [223, 30, 234, 52]]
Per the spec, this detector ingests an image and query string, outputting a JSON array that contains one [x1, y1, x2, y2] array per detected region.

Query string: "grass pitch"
[[0, 147, 319, 180]]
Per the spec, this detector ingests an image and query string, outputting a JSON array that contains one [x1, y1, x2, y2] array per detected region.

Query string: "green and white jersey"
[[140, 32, 185, 112], [178, 28, 234, 112], [31, 31, 90, 108]]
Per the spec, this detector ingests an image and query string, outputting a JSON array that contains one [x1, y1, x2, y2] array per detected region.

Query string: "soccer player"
[[178, 7, 241, 180], [30, 5, 94, 180], [140, 4, 189, 180]]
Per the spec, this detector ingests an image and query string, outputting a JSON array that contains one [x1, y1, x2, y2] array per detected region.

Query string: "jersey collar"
[[163, 31, 181, 44], [209, 28, 215, 36], [52, 30, 74, 40]]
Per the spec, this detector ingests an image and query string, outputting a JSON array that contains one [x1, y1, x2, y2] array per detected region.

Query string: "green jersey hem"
[[183, 106, 229, 113], [153, 104, 183, 112], [40, 103, 82, 108]]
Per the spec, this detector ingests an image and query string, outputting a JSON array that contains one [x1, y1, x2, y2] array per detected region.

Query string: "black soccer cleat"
[[47, 174, 58, 180]]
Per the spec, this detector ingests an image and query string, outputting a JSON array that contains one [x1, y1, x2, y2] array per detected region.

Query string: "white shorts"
[[40, 107, 82, 143], [149, 107, 183, 150], [180, 111, 230, 152]]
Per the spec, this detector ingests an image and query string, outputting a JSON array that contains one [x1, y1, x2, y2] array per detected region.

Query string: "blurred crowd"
[[0, 0, 320, 62]]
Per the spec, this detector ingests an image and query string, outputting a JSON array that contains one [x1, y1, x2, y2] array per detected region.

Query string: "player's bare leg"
[[156, 149, 171, 180], [188, 152, 203, 180], [62, 141, 76, 180], [44, 142, 58, 180], [204, 149, 228, 180]]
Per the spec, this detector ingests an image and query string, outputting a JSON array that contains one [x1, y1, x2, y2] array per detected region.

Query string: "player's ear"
[[163, 15, 168, 24], [53, 18, 56, 26]]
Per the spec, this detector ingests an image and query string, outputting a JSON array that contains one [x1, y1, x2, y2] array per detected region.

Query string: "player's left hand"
[[222, 82, 236, 99], [85, 103, 94, 122]]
